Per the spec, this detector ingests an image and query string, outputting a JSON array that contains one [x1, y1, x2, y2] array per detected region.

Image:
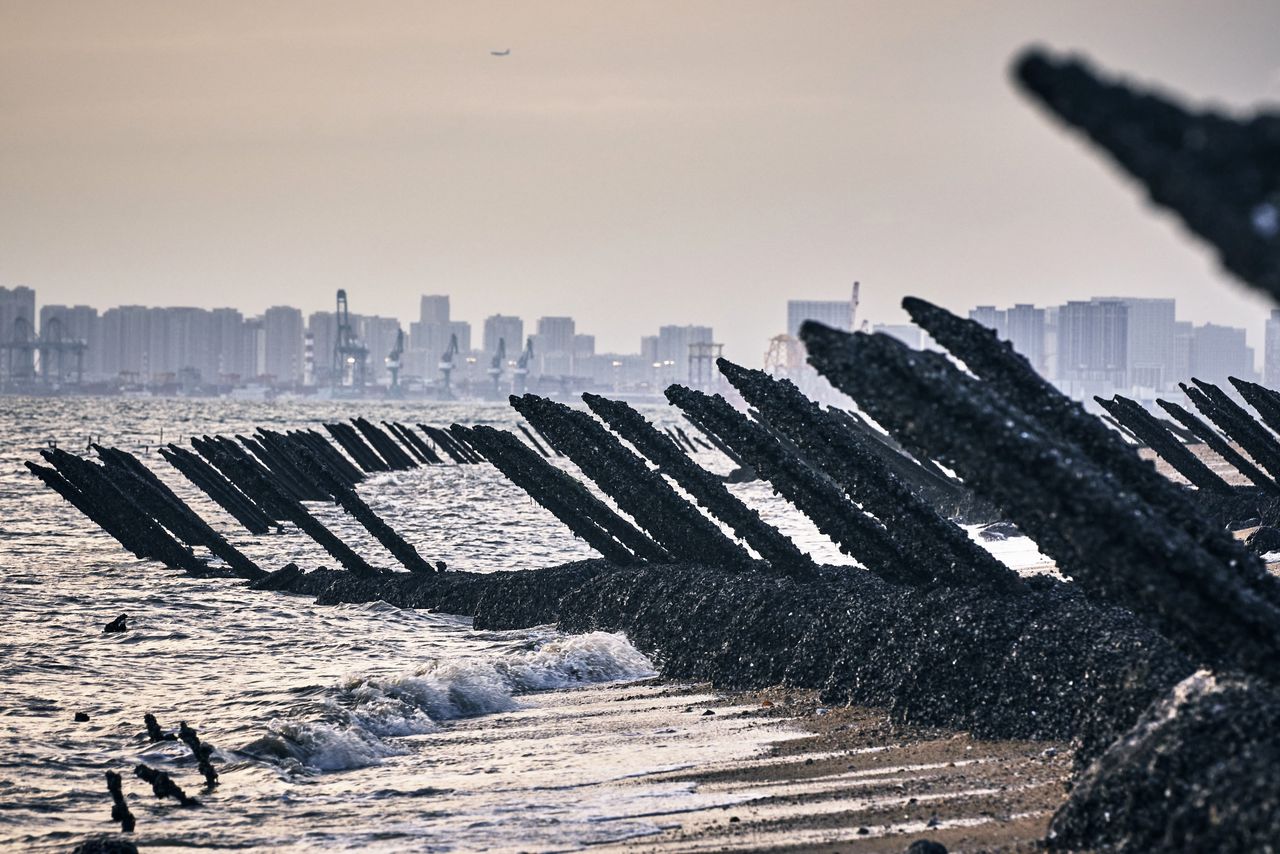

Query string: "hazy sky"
[[4, 1, 1280, 362]]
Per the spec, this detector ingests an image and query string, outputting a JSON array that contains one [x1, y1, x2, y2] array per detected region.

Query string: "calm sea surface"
[[1, 395, 887, 852]]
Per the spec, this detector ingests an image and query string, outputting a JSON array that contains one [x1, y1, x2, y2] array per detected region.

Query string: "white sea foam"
[[250, 631, 655, 772]]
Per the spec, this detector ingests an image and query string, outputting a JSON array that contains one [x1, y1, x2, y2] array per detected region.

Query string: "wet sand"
[[600, 687, 1071, 853]]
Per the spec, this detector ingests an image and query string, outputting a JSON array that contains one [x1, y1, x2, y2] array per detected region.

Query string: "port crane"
[[488, 337, 506, 395], [386, 328, 404, 395], [439, 333, 459, 398], [333, 289, 368, 389], [513, 336, 534, 395]]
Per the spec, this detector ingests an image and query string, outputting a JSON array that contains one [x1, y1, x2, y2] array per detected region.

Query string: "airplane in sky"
[[490, 49, 510, 57]]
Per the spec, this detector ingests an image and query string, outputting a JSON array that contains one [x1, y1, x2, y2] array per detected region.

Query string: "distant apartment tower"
[[262, 306, 304, 386], [1057, 299, 1128, 392], [39, 304, 101, 379], [100, 305, 149, 380], [533, 316, 575, 375], [655, 324, 713, 384], [969, 304, 1045, 372], [872, 324, 922, 350], [1005, 304, 1046, 373], [1266, 309, 1280, 388], [968, 306, 1008, 339], [1192, 323, 1255, 389], [407, 294, 453, 378], [1095, 297, 1175, 391], [787, 299, 853, 338], [360, 316, 403, 384], [0, 285, 37, 378], [419, 295, 450, 325], [483, 315, 523, 357], [640, 338, 660, 368], [1172, 321, 1195, 382], [211, 308, 247, 381], [307, 311, 339, 386]]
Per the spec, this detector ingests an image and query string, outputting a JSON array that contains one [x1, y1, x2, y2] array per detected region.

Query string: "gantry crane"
[[333, 289, 368, 389], [488, 337, 506, 395], [438, 333, 459, 398], [386, 328, 404, 395], [513, 336, 534, 395]]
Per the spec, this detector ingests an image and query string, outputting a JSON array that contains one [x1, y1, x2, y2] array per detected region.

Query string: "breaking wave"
[[243, 630, 655, 773]]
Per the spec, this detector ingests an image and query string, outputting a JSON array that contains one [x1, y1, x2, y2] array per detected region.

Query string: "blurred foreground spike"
[[1013, 46, 1280, 303]]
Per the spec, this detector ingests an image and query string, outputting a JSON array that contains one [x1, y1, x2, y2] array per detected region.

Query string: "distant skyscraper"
[[968, 306, 1008, 339], [1095, 297, 1176, 391], [483, 315, 523, 358], [787, 300, 853, 338], [968, 304, 1044, 370], [655, 324, 713, 384], [1266, 310, 1280, 388], [1004, 304, 1046, 373], [1057, 299, 1128, 393], [535, 316, 576, 375], [307, 311, 339, 385], [100, 305, 148, 380], [872, 323, 922, 349], [419, 295, 450, 326], [640, 335, 659, 365], [39, 304, 100, 380], [1, 285, 37, 378], [242, 317, 265, 379], [405, 294, 454, 380], [210, 308, 246, 381], [1192, 323, 1254, 389], [262, 306, 304, 386], [574, 334, 595, 359], [448, 321, 471, 355], [359, 316, 402, 384], [1172, 321, 1194, 382]]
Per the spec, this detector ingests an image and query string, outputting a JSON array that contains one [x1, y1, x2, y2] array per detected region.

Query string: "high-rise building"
[[242, 317, 266, 379], [1265, 310, 1280, 388], [787, 300, 854, 338], [969, 304, 1044, 371], [640, 335, 659, 365], [574, 334, 596, 359], [1, 285, 37, 378], [872, 324, 922, 349], [360, 316, 402, 384], [210, 308, 246, 382], [405, 295, 453, 380], [483, 315, 523, 358], [1095, 297, 1176, 391], [1057, 299, 1128, 394], [655, 324, 713, 384], [1192, 323, 1254, 389], [419, 295, 450, 326], [968, 306, 1008, 339], [1172, 321, 1194, 382], [1005, 304, 1046, 373], [262, 306, 303, 386], [39, 304, 100, 380], [448, 321, 471, 356], [307, 311, 338, 385], [100, 306, 149, 380], [535, 316, 576, 375]]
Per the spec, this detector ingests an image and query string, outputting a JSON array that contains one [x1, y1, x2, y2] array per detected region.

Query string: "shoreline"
[[597, 685, 1070, 853]]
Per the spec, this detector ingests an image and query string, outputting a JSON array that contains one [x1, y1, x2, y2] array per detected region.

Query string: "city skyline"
[[5, 3, 1280, 361], [7, 281, 1276, 406]]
